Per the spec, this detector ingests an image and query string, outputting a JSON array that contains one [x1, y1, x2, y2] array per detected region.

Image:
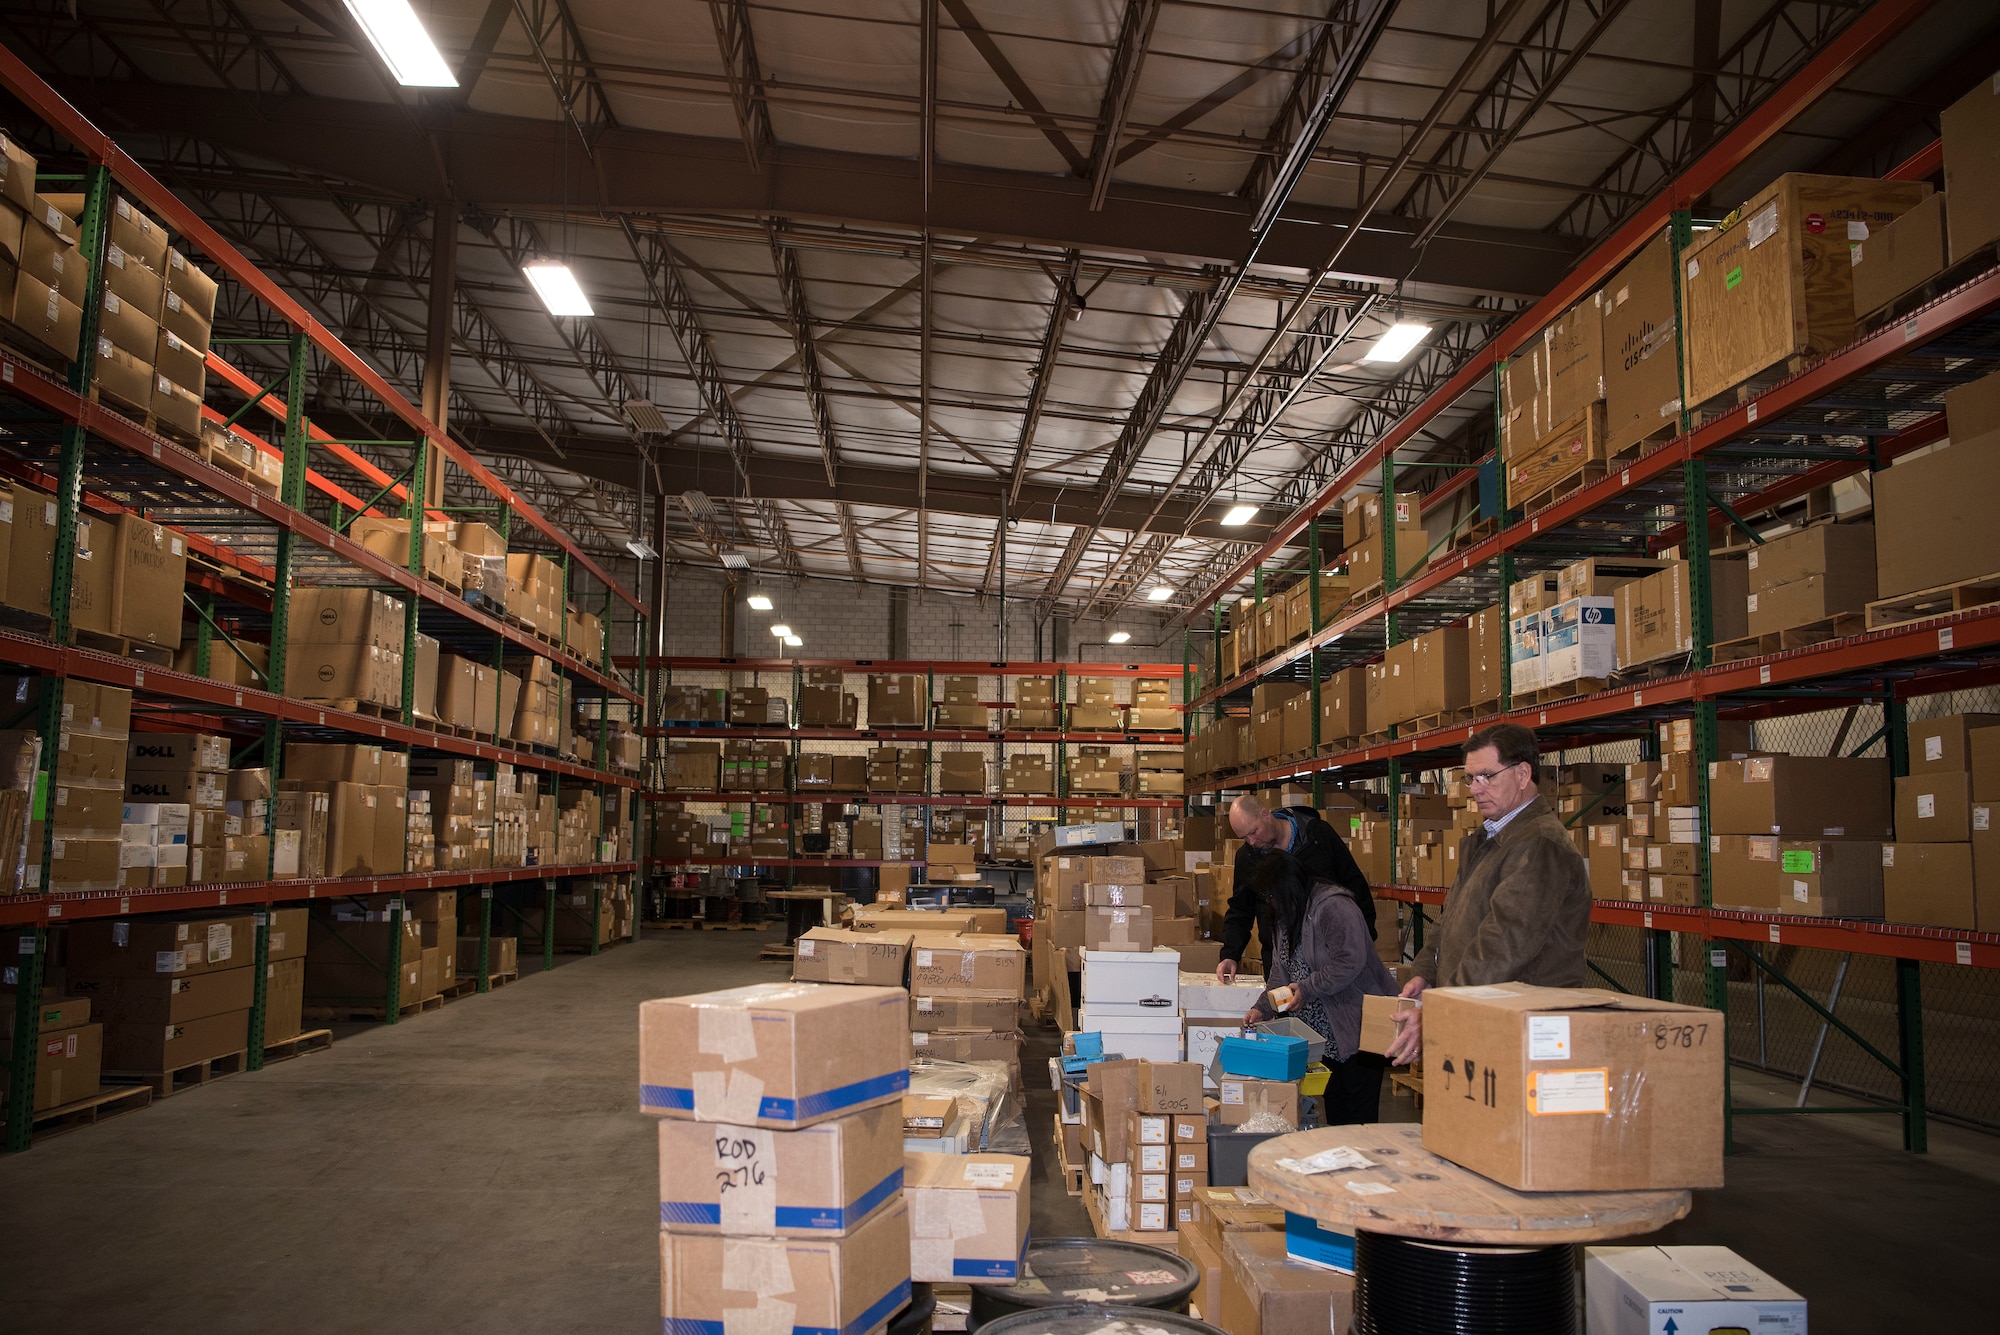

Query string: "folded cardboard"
[[657, 1101, 904, 1235], [639, 982, 911, 1128]]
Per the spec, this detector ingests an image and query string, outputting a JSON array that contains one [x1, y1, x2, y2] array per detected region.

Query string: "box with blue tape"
[[657, 1102, 905, 1235]]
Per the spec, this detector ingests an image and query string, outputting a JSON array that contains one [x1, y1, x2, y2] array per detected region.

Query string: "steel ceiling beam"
[[836, 503, 868, 582], [1238, 4, 1339, 206], [80, 84, 1586, 297], [1006, 251, 1081, 505], [938, 0, 1088, 174], [765, 219, 843, 486], [1086, 0, 1160, 210], [708, 0, 774, 168]]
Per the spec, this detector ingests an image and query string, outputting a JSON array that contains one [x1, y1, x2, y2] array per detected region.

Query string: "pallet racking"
[[0, 54, 648, 1151], [627, 658, 1189, 876], [1176, 148, 2000, 1159]]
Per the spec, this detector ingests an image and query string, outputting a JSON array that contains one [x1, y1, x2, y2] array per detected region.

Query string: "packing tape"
[[697, 1006, 759, 1063], [723, 1296, 796, 1335], [694, 1070, 765, 1124], [910, 1237, 956, 1280], [909, 1187, 987, 1241], [723, 1237, 795, 1296], [718, 1126, 778, 1234]]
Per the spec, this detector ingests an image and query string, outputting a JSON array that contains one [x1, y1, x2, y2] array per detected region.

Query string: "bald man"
[[1216, 794, 1373, 982]]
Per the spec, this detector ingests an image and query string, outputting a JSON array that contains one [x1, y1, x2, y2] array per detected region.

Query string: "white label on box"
[[207, 922, 232, 962], [1746, 593, 1759, 612], [963, 1162, 1016, 1188], [1527, 1016, 1571, 1060], [1976, 807, 1991, 833], [1918, 794, 1936, 820], [795, 940, 814, 957], [1530, 1069, 1608, 1115], [1883, 846, 1895, 866], [1219, 1081, 1245, 1105], [1794, 879, 1811, 903], [1927, 736, 1945, 762], [155, 950, 184, 973], [1139, 1144, 1167, 1171], [915, 950, 933, 968], [1848, 220, 1869, 241], [1746, 201, 1779, 248]]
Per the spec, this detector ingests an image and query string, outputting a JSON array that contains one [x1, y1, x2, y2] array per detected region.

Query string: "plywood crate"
[[1681, 173, 1932, 408], [1506, 402, 1605, 509]]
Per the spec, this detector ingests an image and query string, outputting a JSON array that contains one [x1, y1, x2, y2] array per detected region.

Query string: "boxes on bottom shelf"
[[659, 1198, 911, 1335]]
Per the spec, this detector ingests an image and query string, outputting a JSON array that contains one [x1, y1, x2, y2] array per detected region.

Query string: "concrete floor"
[[2, 930, 1994, 1333]]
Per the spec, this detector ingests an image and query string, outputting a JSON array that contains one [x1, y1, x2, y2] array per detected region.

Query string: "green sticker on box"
[[1781, 849, 1815, 874], [1725, 266, 1744, 290]]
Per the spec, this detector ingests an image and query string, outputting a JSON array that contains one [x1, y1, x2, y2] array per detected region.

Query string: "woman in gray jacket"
[[1245, 851, 1397, 1125]]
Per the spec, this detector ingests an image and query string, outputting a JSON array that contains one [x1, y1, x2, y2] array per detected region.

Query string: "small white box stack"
[[1078, 947, 1182, 1060]]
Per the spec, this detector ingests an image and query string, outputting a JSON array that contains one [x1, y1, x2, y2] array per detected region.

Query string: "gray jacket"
[[1413, 794, 1590, 988], [1259, 886, 1397, 1062]]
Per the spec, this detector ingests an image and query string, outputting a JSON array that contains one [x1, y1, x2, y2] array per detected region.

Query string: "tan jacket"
[[1412, 794, 1590, 988]]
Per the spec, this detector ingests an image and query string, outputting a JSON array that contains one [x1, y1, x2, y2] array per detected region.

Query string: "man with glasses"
[[1385, 723, 1589, 1064]]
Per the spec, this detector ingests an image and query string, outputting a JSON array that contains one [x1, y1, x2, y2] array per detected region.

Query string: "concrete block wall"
[[659, 568, 1185, 666]]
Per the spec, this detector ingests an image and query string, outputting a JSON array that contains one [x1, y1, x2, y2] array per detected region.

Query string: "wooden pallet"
[[1, 1084, 153, 1141], [758, 943, 796, 962], [261, 1028, 333, 1064], [451, 969, 519, 992], [105, 1048, 248, 1099], [1609, 657, 1693, 687], [1052, 1115, 1084, 1196], [1403, 706, 1481, 735], [659, 918, 764, 931], [1712, 612, 1867, 662], [1451, 518, 1500, 553], [1389, 1070, 1425, 1111], [1865, 571, 2000, 630], [302, 696, 400, 721], [1518, 678, 1610, 707], [303, 994, 444, 1023], [1522, 461, 1608, 517]]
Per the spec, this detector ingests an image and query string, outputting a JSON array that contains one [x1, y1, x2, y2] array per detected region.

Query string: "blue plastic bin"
[[1217, 1032, 1309, 1081]]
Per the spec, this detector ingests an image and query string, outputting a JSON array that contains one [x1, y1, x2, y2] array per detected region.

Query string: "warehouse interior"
[[4, 0, 2000, 1331]]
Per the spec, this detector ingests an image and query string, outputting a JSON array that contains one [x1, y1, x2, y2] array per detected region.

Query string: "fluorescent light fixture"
[[1146, 585, 1173, 602], [746, 594, 773, 611], [769, 624, 792, 638], [523, 260, 594, 317], [1222, 504, 1259, 527], [719, 551, 750, 571], [1362, 322, 1432, 364], [623, 537, 658, 560], [784, 635, 802, 647], [343, 0, 458, 86], [1108, 631, 1132, 645]]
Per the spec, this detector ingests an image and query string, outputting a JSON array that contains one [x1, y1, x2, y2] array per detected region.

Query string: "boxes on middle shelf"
[[1343, 492, 1425, 588], [284, 587, 406, 710], [66, 911, 256, 1074], [1708, 755, 1891, 840], [346, 515, 464, 590], [1743, 521, 1875, 638], [936, 749, 986, 794], [933, 675, 989, 729], [867, 674, 926, 727], [1002, 752, 1052, 795], [1872, 369, 2000, 604], [1066, 747, 1123, 795], [867, 746, 926, 793], [1131, 675, 1179, 730]]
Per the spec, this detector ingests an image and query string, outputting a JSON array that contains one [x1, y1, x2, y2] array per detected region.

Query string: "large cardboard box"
[[1897, 771, 1973, 842], [909, 933, 1024, 997], [1909, 712, 2000, 776], [65, 913, 254, 979], [867, 675, 925, 727], [1221, 1230, 1355, 1335], [659, 1197, 911, 1335], [791, 928, 910, 987], [1085, 905, 1154, 952], [1872, 434, 2000, 601], [66, 963, 254, 1024], [1408, 624, 1469, 719], [263, 955, 306, 1044], [1942, 74, 2000, 262], [110, 515, 186, 648], [657, 1101, 904, 1235], [1708, 755, 1891, 839], [1421, 983, 1725, 1191], [1770, 839, 1883, 918], [903, 1153, 1030, 1281], [639, 982, 910, 1128], [1881, 842, 1975, 929], [1681, 173, 1931, 406], [1601, 231, 1684, 455], [102, 1007, 247, 1073], [1851, 190, 1945, 318], [1586, 1246, 1807, 1335], [0, 1013, 100, 1112]]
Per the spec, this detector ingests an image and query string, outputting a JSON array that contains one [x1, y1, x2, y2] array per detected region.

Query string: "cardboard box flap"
[[1432, 981, 1714, 1016]]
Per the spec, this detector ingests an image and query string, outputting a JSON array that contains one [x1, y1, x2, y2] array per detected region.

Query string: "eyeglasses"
[[1466, 763, 1523, 786]]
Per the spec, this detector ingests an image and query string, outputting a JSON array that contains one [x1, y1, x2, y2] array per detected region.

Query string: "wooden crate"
[[1682, 173, 1932, 408], [1506, 402, 1605, 510]]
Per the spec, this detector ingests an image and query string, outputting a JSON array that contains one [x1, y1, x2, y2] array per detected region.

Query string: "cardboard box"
[[657, 1101, 904, 1235], [1357, 993, 1417, 1057], [263, 955, 306, 1044], [66, 962, 253, 1025], [110, 514, 186, 648], [1767, 839, 1884, 918], [910, 994, 1017, 1031], [1908, 712, 2000, 776], [1601, 231, 1684, 454], [1085, 905, 1154, 952], [1586, 1246, 1807, 1335], [1851, 189, 1945, 318], [1881, 842, 1975, 929], [65, 913, 254, 978], [102, 1007, 247, 1073], [1221, 1230, 1355, 1335], [1214, 1077, 1298, 1127], [1708, 755, 1891, 839], [1421, 983, 1724, 1191], [0, 1017, 100, 1112], [791, 928, 910, 987], [1872, 433, 2000, 602], [1943, 74, 2000, 262], [903, 1153, 1030, 1281], [658, 1198, 910, 1335], [639, 982, 911, 1128], [1897, 771, 1973, 843], [909, 933, 1024, 997]]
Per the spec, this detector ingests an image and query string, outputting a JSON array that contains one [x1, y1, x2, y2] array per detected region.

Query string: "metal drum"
[[966, 1238, 1198, 1330], [886, 1282, 937, 1335], [975, 1304, 1226, 1335]]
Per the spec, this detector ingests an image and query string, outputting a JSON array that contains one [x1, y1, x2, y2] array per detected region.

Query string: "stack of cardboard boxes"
[[307, 901, 427, 1010], [0, 138, 85, 364], [1066, 746, 1123, 795], [1872, 369, 2000, 618], [0, 993, 100, 1116], [1708, 750, 1891, 914], [908, 933, 1025, 1075], [936, 748, 986, 794], [1001, 752, 1052, 795], [1502, 292, 1608, 508], [1881, 714, 2000, 929], [285, 587, 406, 712], [1136, 748, 1183, 796], [348, 515, 464, 592], [868, 746, 926, 794], [933, 675, 988, 729], [1069, 677, 1121, 731], [278, 742, 410, 878], [1742, 523, 1875, 642], [1342, 490, 1425, 591], [722, 740, 789, 793], [1615, 556, 1749, 671], [68, 911, 257, 1076], [797, 668, 859, 726], [0, 681, 118, 892], [505, 553, 565, 637], [641, 984, 913, 1335], [659, 685, 728, 724], [1131, 677, 1178, 729], [1009, 677, 1056, 729], [792, 927, 911, 986]]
